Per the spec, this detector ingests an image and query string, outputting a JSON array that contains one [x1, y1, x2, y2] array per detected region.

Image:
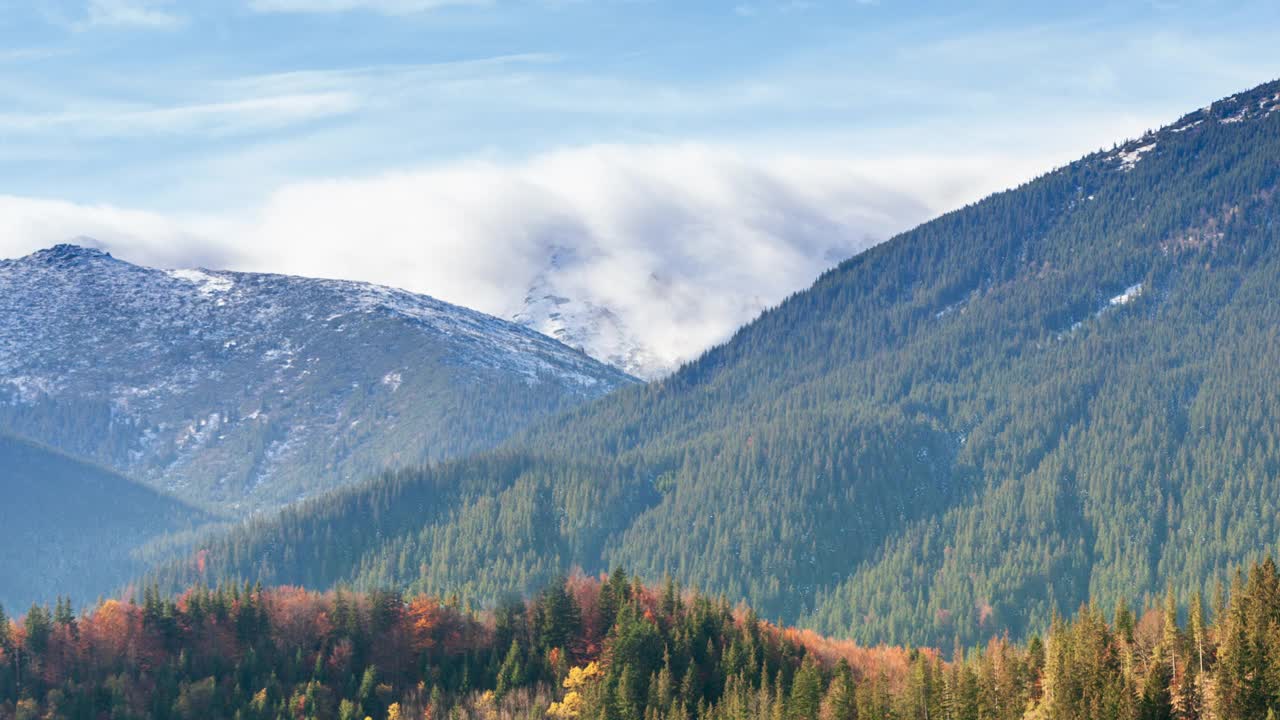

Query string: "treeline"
[[0, 569, 914, 720], [8, 559, 1280, 719]]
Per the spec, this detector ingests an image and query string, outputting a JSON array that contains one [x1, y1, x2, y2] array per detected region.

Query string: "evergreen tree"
[[495, 640, 524, 699], [539, 579, 582, 652]]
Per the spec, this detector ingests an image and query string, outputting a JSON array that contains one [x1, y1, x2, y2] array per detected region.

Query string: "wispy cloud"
[[734, 1, 815, 18], [0, 53, 559, 143], [80, 0, 184, 29], [217, 53, 559, 97], [0, 48, 70, 63], [0, 93, 358, 138], [247, 0, 491, 14]]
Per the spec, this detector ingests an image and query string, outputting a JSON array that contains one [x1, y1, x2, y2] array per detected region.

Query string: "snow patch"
[[169, 268, 234, 295], [1109, 283, 1144, 307], [3, 375, 57, 404], [381, 371, 403, 392], [1116, 143, 1156, 171]]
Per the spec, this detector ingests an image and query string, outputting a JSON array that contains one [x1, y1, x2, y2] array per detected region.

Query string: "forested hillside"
[[0, 433, 208, 610], [8, 561, 1280, 719], [150, 79, 1280, 648]]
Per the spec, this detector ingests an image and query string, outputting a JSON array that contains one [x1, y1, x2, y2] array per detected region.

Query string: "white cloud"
[[0, 143, 1034, 375], [230, 145, 1031, 374], [0, 196, 237, 269], [248, 0, 490, 14]]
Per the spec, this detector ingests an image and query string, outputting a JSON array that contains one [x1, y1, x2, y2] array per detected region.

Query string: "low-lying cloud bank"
[[0, 143, 1039, 376]]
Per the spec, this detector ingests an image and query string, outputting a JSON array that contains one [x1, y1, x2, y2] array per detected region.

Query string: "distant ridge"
[[0, 431, 208, 608], [0, 244, 637, 513]]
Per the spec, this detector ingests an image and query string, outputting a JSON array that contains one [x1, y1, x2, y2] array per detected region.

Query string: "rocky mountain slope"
[[0, 245, 636, 513]]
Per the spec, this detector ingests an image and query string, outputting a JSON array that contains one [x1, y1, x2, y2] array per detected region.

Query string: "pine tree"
[[1188, 592, 1206, 676], [358, 666, 378, 717], [1163, 588, 1182, 679], [824, 659, 856, 720], [1139, 645, 1173, 720], [540, 579, 582, 652], [495, 640, 524, 699], [1212, 571, 1252, 719], [661, 577, 681, 623], [615, 666, 643, 720], [1116, 598, 1136, 645], [789, 657, 823, 720], [23, 604, 51, 655], [654, 648, 675, 712], [601, 568, 631, 635]]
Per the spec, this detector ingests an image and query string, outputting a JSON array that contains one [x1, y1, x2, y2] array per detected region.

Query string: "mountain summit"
[[0, 245, 636, 513], [28, 242, 116, 265]]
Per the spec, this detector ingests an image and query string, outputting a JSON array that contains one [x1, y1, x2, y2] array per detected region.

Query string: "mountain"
[[0, 245, 636, 513], [0, 432, 207, 609], [513, 247, 669, 379], [149, 79, 1280, 647], [510, 239, 868, 381]]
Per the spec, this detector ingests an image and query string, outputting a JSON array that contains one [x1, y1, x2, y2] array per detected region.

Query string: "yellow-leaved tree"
[[548, 662, 603, 718]]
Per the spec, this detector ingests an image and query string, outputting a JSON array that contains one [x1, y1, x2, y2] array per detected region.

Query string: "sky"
[[1, 0, 1278, 371]]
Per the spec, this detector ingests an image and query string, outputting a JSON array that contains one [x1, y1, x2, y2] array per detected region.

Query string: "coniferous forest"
[[7, 561, 1280, 719], [0, 434, 208, 610], [141, 79, 1280, 651]]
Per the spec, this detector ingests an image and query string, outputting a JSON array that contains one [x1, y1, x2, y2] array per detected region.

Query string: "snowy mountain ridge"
[[0, 243, 637, 512]]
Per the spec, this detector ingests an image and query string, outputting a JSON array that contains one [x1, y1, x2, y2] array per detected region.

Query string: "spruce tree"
[[495, 640, 523, 699]]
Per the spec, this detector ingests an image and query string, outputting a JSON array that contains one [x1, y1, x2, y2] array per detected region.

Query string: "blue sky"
[[1, 0, 1277, 368], [3, 0, 1276, 210]]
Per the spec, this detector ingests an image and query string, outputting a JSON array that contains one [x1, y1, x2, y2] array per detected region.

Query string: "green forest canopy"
[[145, 79, 1280, 651]]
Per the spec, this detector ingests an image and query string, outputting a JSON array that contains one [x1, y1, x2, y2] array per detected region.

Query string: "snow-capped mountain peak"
[[0, 243, 637, 513], [513, 249, 669, 379]]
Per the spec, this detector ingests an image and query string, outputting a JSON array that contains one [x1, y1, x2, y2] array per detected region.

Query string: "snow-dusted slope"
[[0, 243, 637, 513], [513, 248, 670, 378]]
